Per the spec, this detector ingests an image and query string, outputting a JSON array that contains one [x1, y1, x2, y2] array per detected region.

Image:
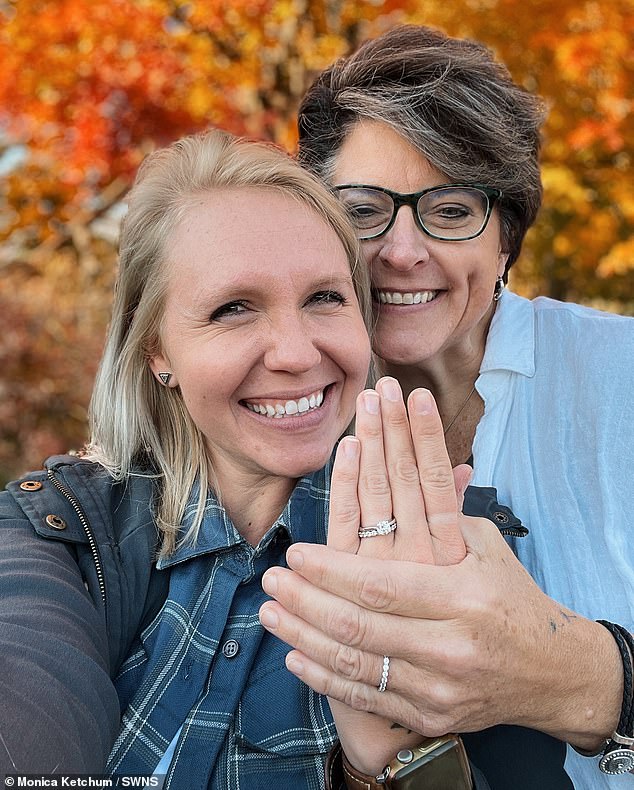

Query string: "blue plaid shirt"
[[106, 462, 336, 789]]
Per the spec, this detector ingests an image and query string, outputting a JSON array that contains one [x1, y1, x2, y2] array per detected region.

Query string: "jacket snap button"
[[222, 639, 240, 659], [20, 480, 43, 491], [45, 514, 67, 530], [493, 510, 509, 524]]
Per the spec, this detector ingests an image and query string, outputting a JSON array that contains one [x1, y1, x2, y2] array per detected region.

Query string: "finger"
[[453, 464, 473, 512], [354, 389, 394, 552], [283, 542, 466, 617], [375, 377, 434, 562], [262, 563, 454, 654], [407, 389, 466, 564], [259, 598, 390, 690], [283, 649, 437, 737], [260, 598, 440, 711], [328, 437, 362, 553]]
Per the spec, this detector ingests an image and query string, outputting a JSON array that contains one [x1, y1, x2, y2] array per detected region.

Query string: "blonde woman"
[[0, 128, 480, 787]]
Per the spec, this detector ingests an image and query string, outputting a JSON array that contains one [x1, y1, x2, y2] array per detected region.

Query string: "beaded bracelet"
[[596, 620, 634, 775]]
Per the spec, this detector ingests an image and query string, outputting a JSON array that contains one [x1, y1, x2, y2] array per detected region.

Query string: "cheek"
[[345, 323, 372, 385], [356, 239, 380, 266]]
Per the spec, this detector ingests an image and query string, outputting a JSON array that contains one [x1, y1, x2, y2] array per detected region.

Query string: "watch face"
[[391, 738, 472, 790], [599, 748, 634, 775]]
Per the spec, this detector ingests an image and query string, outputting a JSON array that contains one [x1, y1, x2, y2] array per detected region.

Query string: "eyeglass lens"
[[338, 186, 491, 240]]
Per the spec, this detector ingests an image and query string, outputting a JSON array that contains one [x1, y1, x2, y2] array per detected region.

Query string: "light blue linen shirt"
[[471, 289, 634, 789]]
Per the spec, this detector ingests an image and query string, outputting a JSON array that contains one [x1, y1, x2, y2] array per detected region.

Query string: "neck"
[[382, 325, 486, 407], [212, 468, 297, 546], [380, 304, 494, 465]]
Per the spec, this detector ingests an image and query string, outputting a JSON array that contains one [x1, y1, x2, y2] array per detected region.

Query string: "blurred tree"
[[0, 0, 632, 483], [411, 0, 634, 303]]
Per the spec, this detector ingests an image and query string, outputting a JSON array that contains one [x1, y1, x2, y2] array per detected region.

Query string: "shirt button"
[[222, 639, 240, 659]]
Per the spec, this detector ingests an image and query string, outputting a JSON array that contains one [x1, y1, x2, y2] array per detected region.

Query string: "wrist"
[[562, 619, 623, 750], [326, 736, 473, 790], [593, 621, 634, 775], [516, 615, 622, 747]]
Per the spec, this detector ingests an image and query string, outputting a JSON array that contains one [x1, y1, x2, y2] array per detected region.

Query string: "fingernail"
[[340, 436, 360, 459], [286, 655, 304, 675], [262, 570, 278, 595], [259, 606, 279, 629], [287, 548, 304, 569], [362, 391, 380, 414], [380, 377, 401, 402], [413, 388, 433, 415]]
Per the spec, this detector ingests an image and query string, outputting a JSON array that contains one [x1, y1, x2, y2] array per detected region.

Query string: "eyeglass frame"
[[333, 183, 504, 242]]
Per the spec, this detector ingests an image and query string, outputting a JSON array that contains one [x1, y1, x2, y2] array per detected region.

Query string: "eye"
[[346, 202, 390, 229], [307, 290, 347, 307], [433, 203, 472, 218], [422, 202, 475, 229], [209, 300, 249, 321]]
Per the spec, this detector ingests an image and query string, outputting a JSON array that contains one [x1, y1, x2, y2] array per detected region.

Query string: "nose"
[[377, 205, 431, 272], [263, 315, 322, 372]]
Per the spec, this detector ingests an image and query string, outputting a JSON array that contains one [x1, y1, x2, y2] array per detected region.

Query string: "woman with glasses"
[[261, 24, 634, 789]]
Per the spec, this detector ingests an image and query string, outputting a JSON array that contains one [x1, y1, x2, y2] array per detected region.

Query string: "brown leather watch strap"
[[324, 742, 385, 790], [342, 749, 386, 790], [325, 742, 346, 790]]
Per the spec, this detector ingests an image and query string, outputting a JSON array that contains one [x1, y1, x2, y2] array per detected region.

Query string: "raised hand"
[[258, 379, 622, 774], [260, 378, 472, 772], [328, 377, 469, 564]]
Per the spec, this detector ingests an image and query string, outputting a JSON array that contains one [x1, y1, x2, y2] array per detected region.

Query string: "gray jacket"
[[0, 455, 167, 772]]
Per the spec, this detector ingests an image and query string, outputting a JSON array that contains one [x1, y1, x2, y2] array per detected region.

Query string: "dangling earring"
[[493, 277, 505, 302], [158, 372, 172, 386]]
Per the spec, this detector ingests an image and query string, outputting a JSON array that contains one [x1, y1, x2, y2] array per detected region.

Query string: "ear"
[[497, 251, 509, 279], [148, 353, 178, 387]]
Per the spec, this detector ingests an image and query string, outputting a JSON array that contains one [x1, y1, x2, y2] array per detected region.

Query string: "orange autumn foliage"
[[0, 0, 632, 483]]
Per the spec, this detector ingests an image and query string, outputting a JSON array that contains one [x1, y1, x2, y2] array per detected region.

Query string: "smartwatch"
[[340, 734, 473, 789]]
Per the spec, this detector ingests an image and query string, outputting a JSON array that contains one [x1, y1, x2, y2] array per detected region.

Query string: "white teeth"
[[377, 290, 439, 305], [245, 389, 326, 418]]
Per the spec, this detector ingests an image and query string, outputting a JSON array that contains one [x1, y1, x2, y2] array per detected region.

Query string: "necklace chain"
[[443, 385, 477, 436]]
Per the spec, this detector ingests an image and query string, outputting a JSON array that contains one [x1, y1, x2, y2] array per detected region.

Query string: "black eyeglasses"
[[334, 183, 503, 241]]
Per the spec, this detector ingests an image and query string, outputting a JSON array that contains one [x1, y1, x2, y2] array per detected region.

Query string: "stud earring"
[[493, 277, 505, 302], [158, 372, 172, 386]]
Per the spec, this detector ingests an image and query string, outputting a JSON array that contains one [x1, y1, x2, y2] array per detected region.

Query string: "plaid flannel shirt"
[[107, 461, 336, 790]]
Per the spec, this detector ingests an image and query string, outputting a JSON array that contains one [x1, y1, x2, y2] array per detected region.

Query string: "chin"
[[272, 447, 334, 480], [374, 328, 444, 367], [375, 343, 433, 367]]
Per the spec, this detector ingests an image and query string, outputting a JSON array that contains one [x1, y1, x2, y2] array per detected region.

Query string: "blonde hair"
[[87, 128, 372, 556]]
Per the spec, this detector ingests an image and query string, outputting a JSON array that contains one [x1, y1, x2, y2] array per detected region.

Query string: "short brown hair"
[[298, 24, 546, 272]]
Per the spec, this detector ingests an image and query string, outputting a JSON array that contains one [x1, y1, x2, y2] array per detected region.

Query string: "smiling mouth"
[[374, 289, 440, 305], [242, 388, 326, 418]]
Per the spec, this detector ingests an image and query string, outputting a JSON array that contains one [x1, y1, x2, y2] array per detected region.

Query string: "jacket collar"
[[479, 289, 536, 378]]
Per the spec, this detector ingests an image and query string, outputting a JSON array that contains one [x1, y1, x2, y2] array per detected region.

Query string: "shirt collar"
[[479, 289, 536, 378], [157, 458, 332, 569]]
